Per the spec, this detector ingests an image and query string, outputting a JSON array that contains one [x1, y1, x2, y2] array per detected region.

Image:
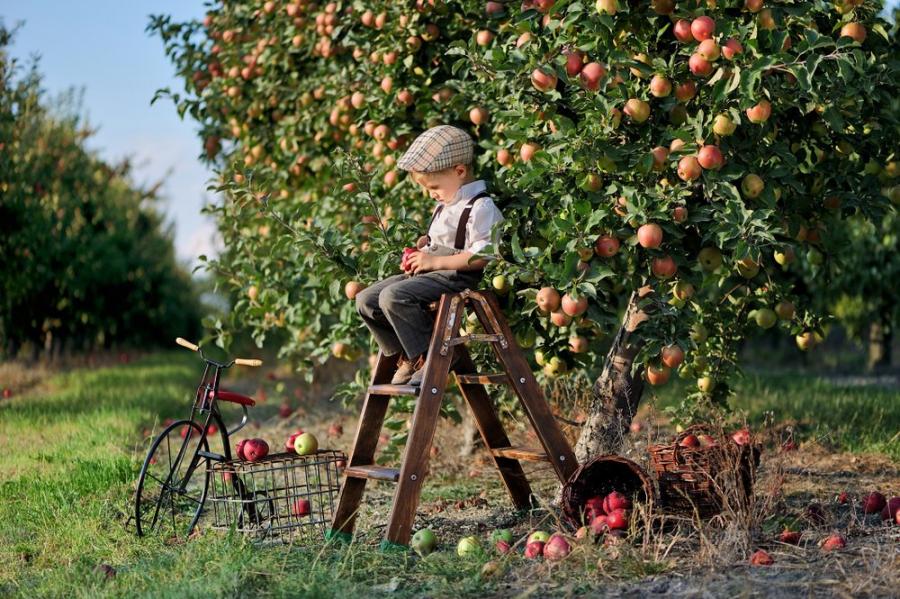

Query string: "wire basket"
[[207, 449, 346, 543], [561, 454, 656, 527], [648, 425, 760, 519]]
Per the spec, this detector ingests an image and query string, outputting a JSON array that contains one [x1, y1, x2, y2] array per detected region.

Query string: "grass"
[[0, 353, 898, 597]]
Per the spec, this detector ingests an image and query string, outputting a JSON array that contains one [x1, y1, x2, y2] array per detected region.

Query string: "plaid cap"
[[397, 125, 474, 173]]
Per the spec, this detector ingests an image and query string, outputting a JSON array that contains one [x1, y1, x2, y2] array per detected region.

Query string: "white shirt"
[[423, 180, 504, 257]]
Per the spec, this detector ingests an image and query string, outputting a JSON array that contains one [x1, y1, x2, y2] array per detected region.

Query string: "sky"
[[1, 0, 219, 270]]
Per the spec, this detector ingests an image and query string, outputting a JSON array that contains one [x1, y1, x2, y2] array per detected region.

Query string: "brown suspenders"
[[425, 191, 492, 250]]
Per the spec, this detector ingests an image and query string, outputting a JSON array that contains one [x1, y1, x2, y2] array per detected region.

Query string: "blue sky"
[[2, 1, 218, 269]]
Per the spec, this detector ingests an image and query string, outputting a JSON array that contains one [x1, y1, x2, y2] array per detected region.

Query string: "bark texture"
[[574, 290, 648, 463]]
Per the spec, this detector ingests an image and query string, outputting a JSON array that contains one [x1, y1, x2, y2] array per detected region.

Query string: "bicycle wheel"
[[134, 419, 211, 539]]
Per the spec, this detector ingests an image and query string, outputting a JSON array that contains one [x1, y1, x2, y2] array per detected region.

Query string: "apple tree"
[[152, 0, 899, 459]]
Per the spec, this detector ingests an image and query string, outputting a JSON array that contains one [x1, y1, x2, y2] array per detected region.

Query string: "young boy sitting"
[[355, 125, 504, 386]]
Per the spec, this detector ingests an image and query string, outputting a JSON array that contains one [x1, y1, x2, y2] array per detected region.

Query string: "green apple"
[[690, 323, 708, 343], [580, 172, 603, 192], [753, 308, 777, 329], [534, 349, 547, 366], [294, 432, 319, 455], [698, 247, 723, 272], [697, 376, 715, 393], [528, 530, 551, 544], [775, 300, 795, 321], [492, 275, 510, 294], [807, 248, 824, 266], [678, 364, 696, 379], [457, 536, 481, 557], [672, 281, 695, 301], [412, 528, 437, 556], [543, 356, 567, 377], [741, 174, 765, 199], [490, 529, 513, 544], [516, 328, 537, 349], [736, 257, 760, 279]]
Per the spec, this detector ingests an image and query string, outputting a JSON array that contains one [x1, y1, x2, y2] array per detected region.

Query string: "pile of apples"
[[579, 490, 633, 538], [861, 491, 900, 526], [232, 429, 320, 462]]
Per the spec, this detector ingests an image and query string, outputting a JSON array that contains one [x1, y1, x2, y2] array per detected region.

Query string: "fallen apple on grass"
[[524, 540, 545, 559], [778, 530, 802, 545], [838, 491, 850, 504], [411, 528, 437, 556], [457, 536, 481, 557], [291, 498, 311, 517], [590, 514, 608, 535], [490, 529, 513, 544], [749, 549, 774, 565], [880, 497, 900, 523], [495, 540, 511, 554], [862, 491, 886, 514], [731, 429, 751, 445], [543, 534, 572, 560], [821, 533, 846, 551], [527, 530, 551, 544]]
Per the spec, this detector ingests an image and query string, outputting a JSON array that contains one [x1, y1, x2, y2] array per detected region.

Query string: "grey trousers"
[[356, 269, 482, 360]]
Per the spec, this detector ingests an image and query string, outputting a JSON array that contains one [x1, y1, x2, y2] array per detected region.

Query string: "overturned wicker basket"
[[561, 454, 656, 527], [648, 425, 761, 519]]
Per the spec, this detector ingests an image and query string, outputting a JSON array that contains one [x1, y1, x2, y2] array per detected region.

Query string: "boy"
[[355, 125, 504, 386]]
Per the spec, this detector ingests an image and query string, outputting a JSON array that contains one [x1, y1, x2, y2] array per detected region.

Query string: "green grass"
[[0, 354, 897, 597], [652, 369, 900, 459]]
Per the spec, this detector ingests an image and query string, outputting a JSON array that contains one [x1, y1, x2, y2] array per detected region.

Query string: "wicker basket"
[[561, 454, 656, 527], [207, 449, 345, 543], [648, 425, 760, 519]]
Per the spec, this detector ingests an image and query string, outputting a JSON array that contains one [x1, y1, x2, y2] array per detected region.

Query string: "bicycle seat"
[[207, 389, 256, 407]]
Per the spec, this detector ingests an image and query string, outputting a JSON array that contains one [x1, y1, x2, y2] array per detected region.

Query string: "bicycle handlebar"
[[175, 338, 263, 367]]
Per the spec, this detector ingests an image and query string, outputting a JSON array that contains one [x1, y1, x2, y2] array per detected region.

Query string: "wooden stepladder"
[[327, 289, 578, 548]]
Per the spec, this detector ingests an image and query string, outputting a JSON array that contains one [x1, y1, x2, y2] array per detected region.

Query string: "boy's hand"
[[407, 251, 438, 274]]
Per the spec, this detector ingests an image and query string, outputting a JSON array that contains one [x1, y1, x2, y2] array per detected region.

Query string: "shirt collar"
[[446, 179, 486, 206]]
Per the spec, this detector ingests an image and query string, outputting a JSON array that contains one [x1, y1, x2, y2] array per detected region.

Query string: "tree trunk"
[[867, 320, 892, 372], [574, 290, 649, 463]]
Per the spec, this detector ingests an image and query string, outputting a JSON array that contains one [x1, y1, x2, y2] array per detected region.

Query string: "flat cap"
[[397, 125, 474, 173]]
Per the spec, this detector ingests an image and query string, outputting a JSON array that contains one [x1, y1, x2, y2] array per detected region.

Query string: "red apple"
[[590, 514, 609, 535], [821, 534, 846, 551], [623, 98, 650, 123], [746, 99, 772, 124], [698, 145, 724, 170], [565, 50, 585, 77], [584, 496, 605, 520], [605, 509, 629, 530], [595, 235, 620, 257], [278, 403, 293, 418], [689, 54, 713, 77], [531, 67, 558, 92], [838, 491, 850, 504], [679, 434, 701, 448], [550, 311, 572, 327], [840, 22, 866, 43], [661, 345, 685, 368], [292, 498, 311, 516], [536, 287, 561, 312], [697, 39, 720, 61], [650, 146, 669, 171], [2, 388, 12, 399], [673, 19, 693, 43], [879, 497, 900, 522], [236, 439, 249, 460], [285, 430, 304, 451], [649, 75, 672, 97], [524, 540, 545, 559], [652, 256, 677, 280], [244, 438, 269, 462], [646, 364, 671, 385], [580, 62, 607, 91], [520, 142, 540, 162], [603, 492, 631, 513], [495, 540, 511, 554], [637, 223, 663, 249], [721, 38, 744, 60], [779, 530, 802, 545], [674, 81, 697, 102], [731, 429, 751, 445], [750, 549, 774, 565], [677, 156, 702, 181], [328, 423, 343, 437], [862, 491, 887, 514], [543, 534, 572, 560], [561, 293, 588, 316], [691, 16, 716, 41]]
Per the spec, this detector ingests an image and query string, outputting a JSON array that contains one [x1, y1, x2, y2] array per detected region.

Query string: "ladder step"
[[367, 384, 420, 397], [490, 446, 549, 462], [449, 334, 503, 346], [455, 373, 509, 385], [344, 465, 400, 482]]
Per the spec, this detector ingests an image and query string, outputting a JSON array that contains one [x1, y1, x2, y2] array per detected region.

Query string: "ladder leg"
[[453, 347, 536, 510], [329, 351, 400, 539], [383, 294, 463, 547], [470, 292, 578, 485]]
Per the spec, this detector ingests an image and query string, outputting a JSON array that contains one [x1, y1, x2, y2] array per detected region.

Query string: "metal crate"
[[207, 449, 345, 543]]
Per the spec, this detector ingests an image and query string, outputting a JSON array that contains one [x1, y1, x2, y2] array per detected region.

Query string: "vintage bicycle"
[[133, 337, 266, 539]]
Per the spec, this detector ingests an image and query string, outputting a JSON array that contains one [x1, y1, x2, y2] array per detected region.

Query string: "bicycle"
[[134, 337, 269, 539]]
